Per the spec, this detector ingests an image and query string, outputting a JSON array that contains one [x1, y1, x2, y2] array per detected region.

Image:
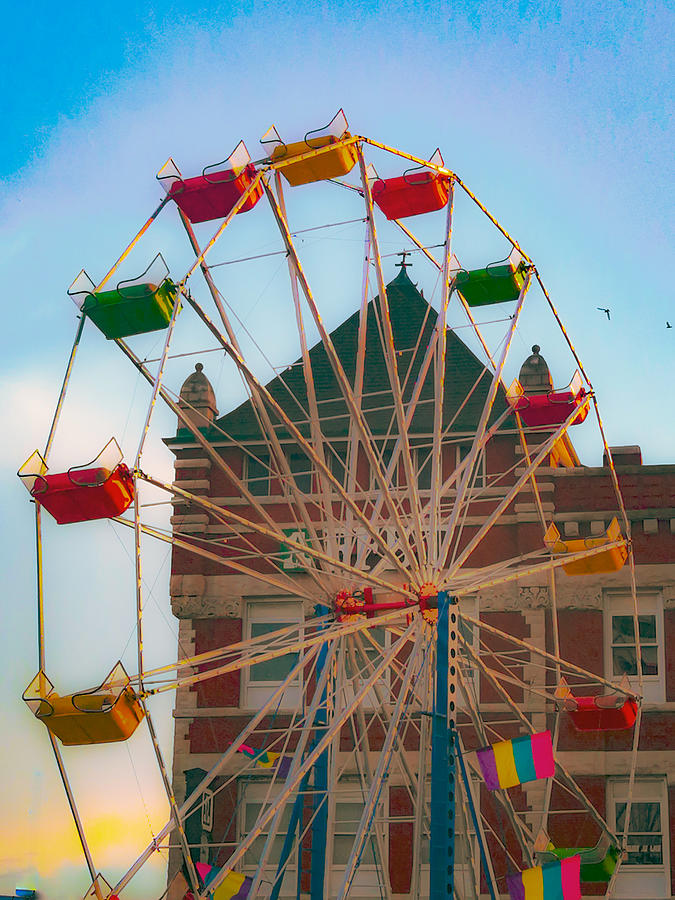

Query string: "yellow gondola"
[[543, 517, 628, 575], [261, 109, 358, 186], [23, 662, 145, 746]]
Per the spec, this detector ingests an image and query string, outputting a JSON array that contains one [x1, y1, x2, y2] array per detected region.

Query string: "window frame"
[[238, 780, 385, 897], [603, 589, 665, 703], [370, 442, 400, 492], [339, 623, 392, 710], [288, 450, 312, 495], [239, 780, 297, 886], [608, 777, 670, 899], [456, 441, 486, 490], [413, 445, 432, 492], [245, 450, 271, 497], [242, 599, 304, 709]]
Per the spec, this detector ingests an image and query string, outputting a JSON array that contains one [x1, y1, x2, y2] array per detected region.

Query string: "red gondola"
[[556, 677, 638, 731], [18, 438, 134, 524], [157, 141, 262, 224], [563, 693, 638, 732], [372, 150, 450, 220], [506, 370, 589, 427]]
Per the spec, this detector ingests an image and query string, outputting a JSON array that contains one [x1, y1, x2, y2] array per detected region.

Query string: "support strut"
[[430, 591, 458, 900]]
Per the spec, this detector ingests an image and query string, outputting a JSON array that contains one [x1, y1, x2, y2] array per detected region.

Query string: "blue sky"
[[1, 1, 673, 897]]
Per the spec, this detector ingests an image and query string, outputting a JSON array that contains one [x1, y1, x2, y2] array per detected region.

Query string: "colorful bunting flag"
[[213, 871, 253, 900], [507, 856, 581, 900], [477, 730, 554, 790], [191, 862, 253, 900], [237, 742, 292, 777]]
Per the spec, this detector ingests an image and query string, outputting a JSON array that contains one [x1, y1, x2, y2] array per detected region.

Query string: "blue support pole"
[[430, 591, 458, 900], [310, 604, 331, 900]]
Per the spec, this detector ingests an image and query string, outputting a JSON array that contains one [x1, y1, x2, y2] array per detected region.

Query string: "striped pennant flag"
[[507, 856, 581, 900], [476, 730, 554, 790], [237, 742, 292, 778]]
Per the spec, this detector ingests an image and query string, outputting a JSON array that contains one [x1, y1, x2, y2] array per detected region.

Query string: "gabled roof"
[[208, 267, 507, 443]]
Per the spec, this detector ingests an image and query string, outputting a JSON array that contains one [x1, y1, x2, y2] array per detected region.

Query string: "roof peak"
[[389, 264, 416, 287]]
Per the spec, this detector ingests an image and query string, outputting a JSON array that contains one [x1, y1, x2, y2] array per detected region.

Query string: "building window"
[[243, 599, 304, 708], [332, 798, 378, 866], [603, 590, 665, 703], [240, 782, 296, 888], [327, 787, 385, 895], [456, 442, 486, 489], [240, 783, 383, 894], [341, 625, 390, 710], [328, 444, 348, 487], [288, 451, 312, 494], [414, 446, 432, 492], [246, 452, 270, 496], [609, 778, 670, 899], [370, 443, 400, 491]]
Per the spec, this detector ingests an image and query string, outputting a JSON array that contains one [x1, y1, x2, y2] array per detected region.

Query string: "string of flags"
[[236, 742, 293, 777]]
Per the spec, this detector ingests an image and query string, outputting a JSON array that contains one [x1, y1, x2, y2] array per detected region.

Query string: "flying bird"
[[597, 307, 611, 320], [667, 321, 672, 329]]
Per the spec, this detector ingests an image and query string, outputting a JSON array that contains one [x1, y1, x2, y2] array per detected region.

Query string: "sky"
[[1, 1, 673, 897]]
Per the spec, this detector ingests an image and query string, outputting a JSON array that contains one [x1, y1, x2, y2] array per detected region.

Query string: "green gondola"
[[68, 252, 179, 339], [455, 249, 529, 307], [542, 841, 621, 883]]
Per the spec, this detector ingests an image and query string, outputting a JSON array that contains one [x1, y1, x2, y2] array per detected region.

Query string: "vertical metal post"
[[430, 591, 458, 900], [311, 604, 331, 900]]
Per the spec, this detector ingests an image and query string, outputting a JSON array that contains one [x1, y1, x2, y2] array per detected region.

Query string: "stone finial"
[[518, 344, 553, 395], [178, 363, 218, 432]]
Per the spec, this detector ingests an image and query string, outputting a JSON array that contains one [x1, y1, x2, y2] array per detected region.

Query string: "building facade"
[[165, 269, 675, 899]]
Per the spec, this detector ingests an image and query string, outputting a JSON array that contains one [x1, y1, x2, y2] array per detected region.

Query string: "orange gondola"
[[543, 517, 628, 575], [262, 109, 357, 186], [23, 663, 144, 746]]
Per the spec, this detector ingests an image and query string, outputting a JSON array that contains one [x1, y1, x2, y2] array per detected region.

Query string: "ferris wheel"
[[18, 110, 646, 900]]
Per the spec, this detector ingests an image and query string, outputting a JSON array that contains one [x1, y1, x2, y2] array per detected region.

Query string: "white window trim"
[[239, 780, 297, 894], [603, 589, 665, 703], [608, 777, 670, 899], [242, 599, 304, 710], [328, 788, 385, 896], [239, 781, 385, 898]]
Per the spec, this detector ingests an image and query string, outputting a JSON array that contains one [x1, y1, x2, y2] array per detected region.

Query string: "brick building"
[[165, 268, 675, 899]]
